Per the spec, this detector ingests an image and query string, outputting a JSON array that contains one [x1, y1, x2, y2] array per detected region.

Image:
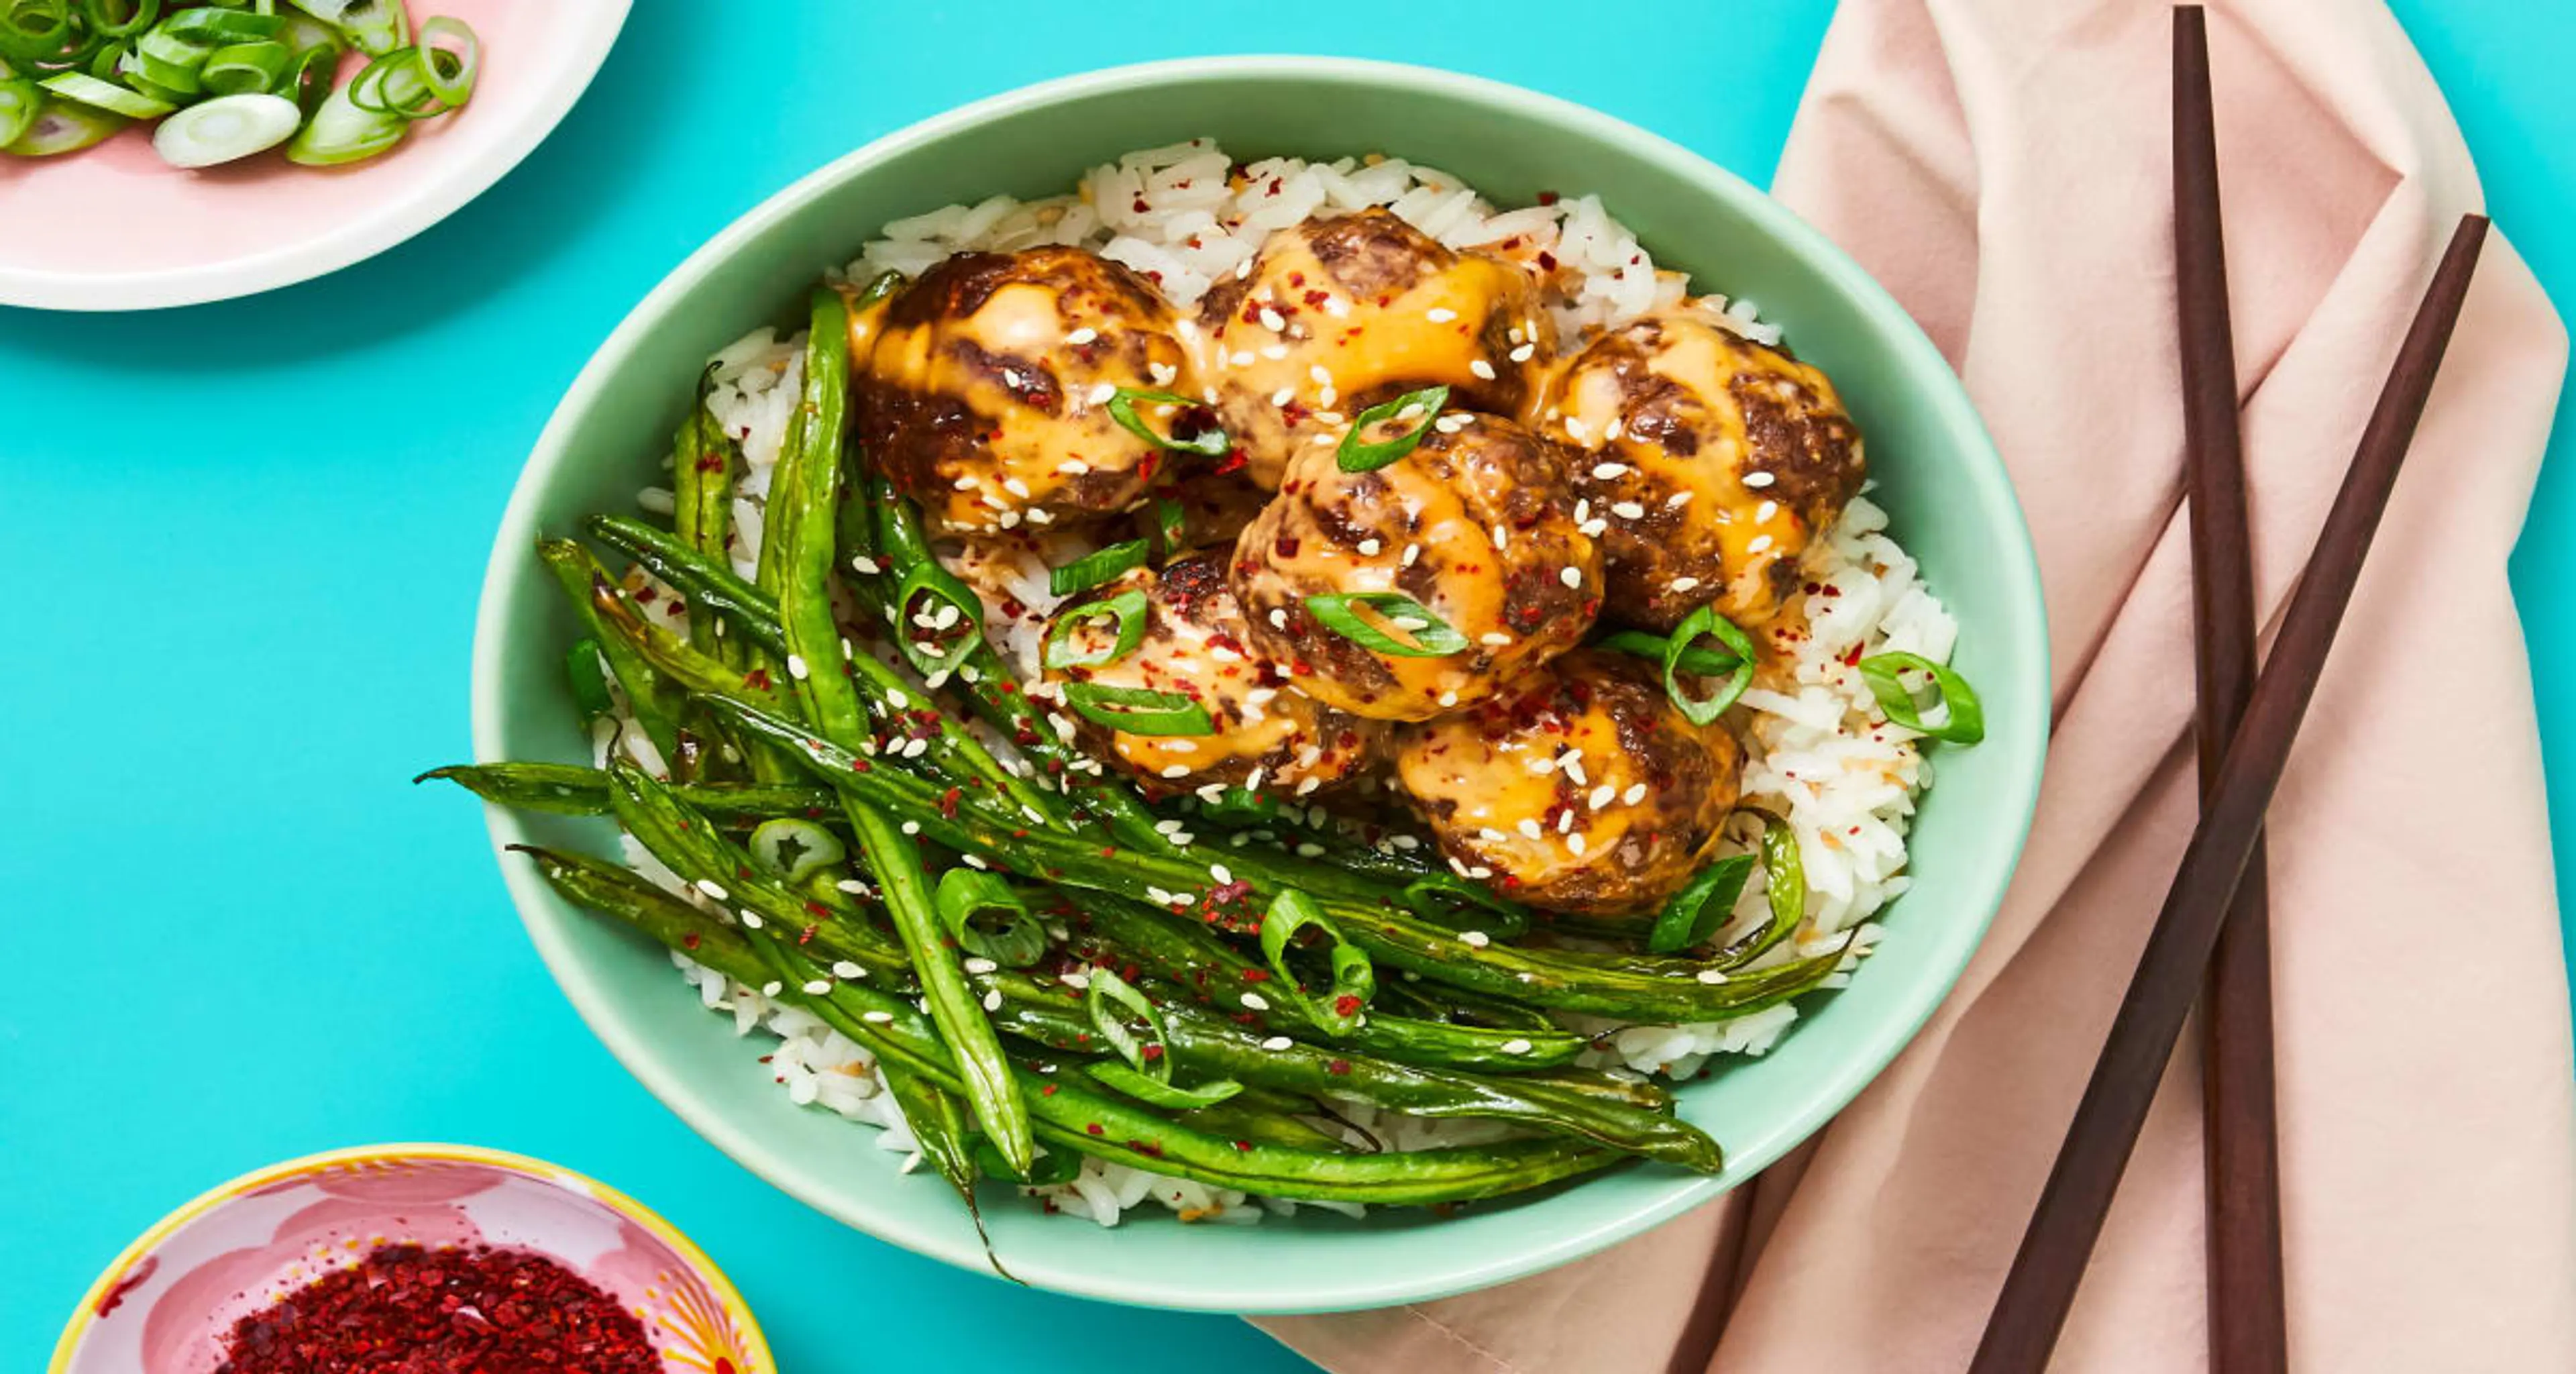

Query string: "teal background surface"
[[0, 3, 2561, 1369]]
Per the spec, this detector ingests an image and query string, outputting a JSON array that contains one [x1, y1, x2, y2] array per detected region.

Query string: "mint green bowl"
[[472, 57, 2048, 1314]]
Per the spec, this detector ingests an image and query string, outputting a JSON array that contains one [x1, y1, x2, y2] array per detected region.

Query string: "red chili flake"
[[1214, 449, 1248, 476], [1326, 1059, 1352, 1077], [695, 452, 727, 473], [849, 758, 872, 773], [939, 787, 962, 820], [632, 585, 658, 604], [680, 932, 701, 951], [1273, 534, 1301, 559], [209, 1243, 659, 1374], [1241, 968, 1271, 983], [1087, 1122, 1106, 1135], [1140, 1043, 1165, 1061], [1538, 190, 1561, 205], [1041, 1082, 1059, 1096], [1332, 995, 1362, 1017], [742, 668, 773, 691], [93, 1255, 157, 1316], [1234, 1139, 1254, 1152], [1130, 1139, 1168, 1158], [1132, 197, 1150, 213]]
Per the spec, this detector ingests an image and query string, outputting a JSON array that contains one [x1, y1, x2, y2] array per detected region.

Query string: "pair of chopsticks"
[[1968, 9, 2488, 1373]]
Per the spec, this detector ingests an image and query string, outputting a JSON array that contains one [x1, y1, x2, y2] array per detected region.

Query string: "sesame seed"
[[1696, 969, 1729, 985], [761, 981, 784, 997], [1591, 462, 1630, 480], [1003, 476, 1032, 498], [1210, 863, 1234, 884], [1611, 500, 1646, 520], [1565, 417, 1591, 440], [1065, 326, 1099, 345], [1319, 387, 1339, 407], [1258, 307, 1286, 331], [1402, 543, 1422, 566], [1581, 519, 1609, 537], [1086, 382, 1116, 406], [1491, 523, 1509, 551], [1269, 609, 1289, 630], [1667, 490, 1695, 509], [1469, 359, 1497, 380], [1161, 765, 1191, 778], [1560, 566, 1582, 588], [1296, 842, 1325, 857], [786, 653, 809, 680], [1743, 470, 1776, 488], [1749, 535, 1776, 554], [1308, 364, 1333, 386], [1460, 930, 1491, 948], [983, 990, 1003, 1011], [1756, 500, 1780, 523], [1356, 537, 1383, 557], [694, 879, 729, 900], [1500, 1038, 1534, 1054], [1481, 631, 1513, 647], [1295, 778, 1322, 796], [850, 554, 881, 575], [1623, 783, 1648, 805], [1261, 1036, 1295, 1051], [1261, 344, 1290, 360], [833, 961, 865, 979], [1438, 690, 1458, 706], [961, 852, 987, 869], [1568, 833, 1589, 855], [1509, 343, 1535, 363], [1231, 350, 1256, 367], [1670, 576, 1702, 592], [740, 912, 763, 929], [1574, 499, 1591, 521], [836, 880, 869, 894], [803, 978, 833, 995], [863, 1010, 896, 1023], [1557, 808, 1576, 833], [1426, 307, 1458, 323], [1517, 818, 1544, 840], [1242, 992, 1271, 1010], [954, 474, 980, 490], [1562, 755, 1588, 786], [1590, 784, 1617, 810], [1236, 258, 1254, 280], [1270, 386, 1295, 407], [1605, 417, 1625, 441], [901, 820, 921, 835]]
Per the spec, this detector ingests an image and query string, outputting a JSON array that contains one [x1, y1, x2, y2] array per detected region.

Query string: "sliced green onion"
[[1597, 627, 1741, 678], [1082, 965, 1244, 1106], [1106, 387, 1228, 456], [934, 869, 1048, 968], [565, 637, 611, 719], [1041, 586, 1148, 671], [1337, 384, 1449, 473], [1193, 786, 1277, 826], [1759, 811, 1805, 938], [1303, 591, 1468, 658], [1399, 874, 1530, 941], [1260, 888, 1377, 1035], [1047, 537, 1147, 598], [1662, 604, 1758, 725], [118, 38, 195, 94], [345, 43, 441, 116], [748, 817, 845, 886], [199, 38, 287, 95], [275, 34, 333, 111], [152, 89, 296, 166], [1086, 1061, 1245, 1109], [890, 561, 983, 677], [1646, 852, 1757, 954], [283, 78, 401, 164], [132, 25, 211, 75], [1858, 651, 1985, 744], [1061, 682, 1211, 736], [283, 0, 405, 56], [411, 12, 470, 105], [0, 76, 37, 144], [3, 95, 123, 154], [158, 5, 280, 44], [36, 68, 169, 117], [0, 3, 78, 67], [80, 0, 157, 38], [1149, 496, 1187, 559]]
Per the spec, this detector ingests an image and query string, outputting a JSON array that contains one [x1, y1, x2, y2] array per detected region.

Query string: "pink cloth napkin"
[[1261, 1, 2576, 1369]]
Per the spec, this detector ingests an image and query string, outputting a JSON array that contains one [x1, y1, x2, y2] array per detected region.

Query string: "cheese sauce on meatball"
[[1193, 209, 1554, 488], [1534, 306, 1863, 631], [1393, 649, 1744, 917], [860, 247, 1201, 535], [1042, 555, 1382, 796], [1230, 411, 1601, 722]]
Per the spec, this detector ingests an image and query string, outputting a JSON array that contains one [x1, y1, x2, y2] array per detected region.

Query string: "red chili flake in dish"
[[1537, 190, 1561, 205], [1240, 968, 1271, 983], [1087, 1122, 1105, 1135], [210, 1242, 658, 1374], [939, 787, 963, 819], [682, 932, 701, 950], [1332, 995, 1362, 1016], [742, 668, 773, 691], [1326, 1059, 1352, 1077]]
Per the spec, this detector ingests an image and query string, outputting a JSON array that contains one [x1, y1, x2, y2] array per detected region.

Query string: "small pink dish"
[[0, 0, 627, 312], [48, 1143, 771, 1374]]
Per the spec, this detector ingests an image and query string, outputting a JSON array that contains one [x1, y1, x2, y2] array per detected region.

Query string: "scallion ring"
[[1336, 384, 1449, 472], [36, 68, 169, 117], [1662, 604, 1758, 725], [1645, 851, 1757, 955], [282, 78, 402, 164], [1060, 682, 1212, 737], [157, 5, 280, 45], [1041, 587, 1150, 671], [1081, 965, 1243, 1106], [749, 817, 847, 886], [346, 44, 441, 117], [891, 561, 983, 676], [1857, 651, 1985, 744], [1047, 537, 1147, 598], [1260, 888, 1377, 1036], [1150, 496, 1187, 558], [1399, 874, 1532, 941], [1106, 387, 1228, 456], [199, 40, 288, 96], [412, 13, 474, 107], [152, 88, 299, 166], [0, 77, 37, 145], [933, 869, 1048, 968], [275, 37, 333, 112], [79, 0, 155, 38], [283, 0, 407, 57], [1597, 627, 1742, 678], [1303, 591, 1468, 659]]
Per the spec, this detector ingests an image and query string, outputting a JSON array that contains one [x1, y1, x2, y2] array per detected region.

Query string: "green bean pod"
[[417, 762, 830, 823], [537, 539, 680, 763]]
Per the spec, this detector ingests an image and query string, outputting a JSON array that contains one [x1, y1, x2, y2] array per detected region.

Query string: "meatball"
[[1193, 209, 1554, 489], [1230, 411, 1601, 722], [1533, 305, 1864, 631], [1393, 650, 1744, 917], [1041, 555, 1383, 797], [860, 247, 1201, 535]]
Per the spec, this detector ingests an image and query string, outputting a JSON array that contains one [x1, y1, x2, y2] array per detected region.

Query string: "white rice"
[[647, 142, 1956, 1224]]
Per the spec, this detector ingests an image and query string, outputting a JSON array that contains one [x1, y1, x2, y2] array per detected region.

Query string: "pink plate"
[[0, 0, 628, 311], [50, 1143, 770, 1373]]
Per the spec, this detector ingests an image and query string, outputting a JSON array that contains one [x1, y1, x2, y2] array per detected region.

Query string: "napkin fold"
[[1262, 1, 2576, 1368]]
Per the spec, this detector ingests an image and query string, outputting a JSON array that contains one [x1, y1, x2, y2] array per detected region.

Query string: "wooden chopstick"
[[1968, 211, 2489, 1373], [2171, 10, 2289, 1372]]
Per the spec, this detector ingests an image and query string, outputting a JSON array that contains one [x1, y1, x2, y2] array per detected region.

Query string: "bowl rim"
[[470, 54, 2050, 1312], [47, 1141, 774, 1372]]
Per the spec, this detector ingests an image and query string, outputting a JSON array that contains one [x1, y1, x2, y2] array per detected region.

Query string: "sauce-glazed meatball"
[[1534, 306, 1864, 631], [1393, 650, 1744, 917], [860, 247, 1201, 535], [1193, 209, 1554, 488], [1230, 411, 1601, 722], [1041, 555, 1383, 797]]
